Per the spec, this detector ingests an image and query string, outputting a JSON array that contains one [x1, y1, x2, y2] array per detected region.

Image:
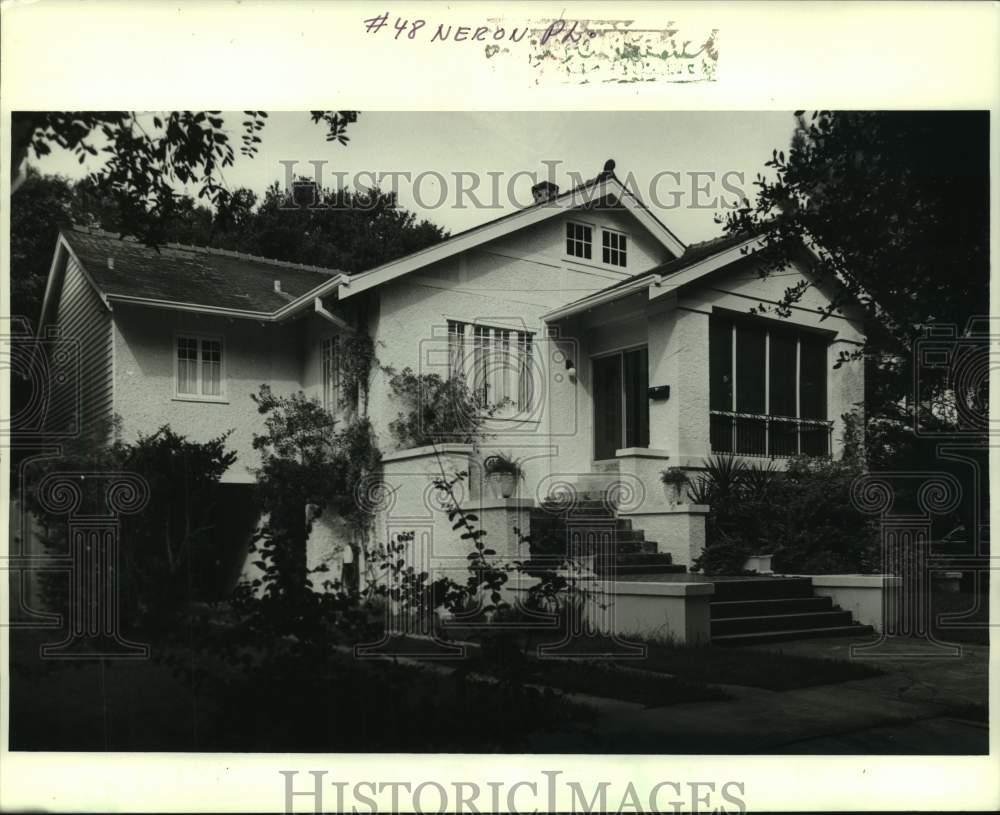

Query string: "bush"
[[27, 424, 237, 632], [690, 452, 879, 575]]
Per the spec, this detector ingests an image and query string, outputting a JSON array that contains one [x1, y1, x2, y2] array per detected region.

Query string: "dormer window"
[[566, 221, 592, 260], [602, 228, 627, 267]]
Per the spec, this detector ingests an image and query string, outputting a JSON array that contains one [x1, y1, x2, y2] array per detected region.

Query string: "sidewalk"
[[532, 635, 989, 754]]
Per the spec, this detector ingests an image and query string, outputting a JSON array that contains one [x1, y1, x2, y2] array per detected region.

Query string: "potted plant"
[[483, 452, 523, 499], [659, 467, 689, 505]]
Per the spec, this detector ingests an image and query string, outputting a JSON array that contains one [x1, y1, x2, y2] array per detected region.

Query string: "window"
[[447, 320, 534, 413], [709, 314, 830, 457], [602, 229, 628, 267], [321, 336, 339, 411], [566, 221, 592, 260], [175, 335, 223, 399], [321, 334, 358, 413]]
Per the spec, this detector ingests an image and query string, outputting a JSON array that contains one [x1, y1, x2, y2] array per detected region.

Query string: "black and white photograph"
[[0, 2, 996, 813]]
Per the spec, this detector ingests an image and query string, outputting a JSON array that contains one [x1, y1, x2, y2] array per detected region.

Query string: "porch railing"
[[709, 410, 833, 458]]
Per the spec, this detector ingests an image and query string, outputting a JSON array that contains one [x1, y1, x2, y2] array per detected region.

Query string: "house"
[[36, 164, 866, 601]]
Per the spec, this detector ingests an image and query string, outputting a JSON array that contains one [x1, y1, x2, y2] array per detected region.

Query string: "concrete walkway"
[[533, 635, 989, 754]]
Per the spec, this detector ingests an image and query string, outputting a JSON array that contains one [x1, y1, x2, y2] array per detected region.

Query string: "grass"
[[8, 628, 598, 752], [439, 624, 883, 692]]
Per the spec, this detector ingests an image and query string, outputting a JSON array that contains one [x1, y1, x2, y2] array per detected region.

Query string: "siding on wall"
[[45, 254, 114, 441]]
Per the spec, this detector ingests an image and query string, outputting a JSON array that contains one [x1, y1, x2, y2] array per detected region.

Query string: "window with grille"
[[176, 335, 224, 399], [447, 320, 535, 414], [602, 228, 627, 267], [709, 314, 831, 457], [565, 221, 592, 260]]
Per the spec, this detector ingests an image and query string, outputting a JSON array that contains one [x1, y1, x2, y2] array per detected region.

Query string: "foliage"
[[689, 451, 879, 575], [387, 368, 506, 449], [26, 424, 237, 631], [483, 452, 524, 478], [660, 466, 690, 486], [250, 386, 381, 594], [723, 110, 988, 412], [10, 111, 358, 245], [337, 333, 381, 408]]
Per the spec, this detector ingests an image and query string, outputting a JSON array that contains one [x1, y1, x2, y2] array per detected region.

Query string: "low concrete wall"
[[592, 580, 715, 644], [378, 444, 533, 587], [806, 574, 901, 633]]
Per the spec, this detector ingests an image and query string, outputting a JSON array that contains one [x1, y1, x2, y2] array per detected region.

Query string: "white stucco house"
[[36, 165, 866, 612]]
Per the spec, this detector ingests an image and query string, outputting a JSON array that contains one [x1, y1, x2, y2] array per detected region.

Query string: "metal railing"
[[709, 410, 833, 458]]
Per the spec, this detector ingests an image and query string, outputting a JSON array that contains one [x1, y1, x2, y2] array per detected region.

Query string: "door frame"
[[590, 342, 649, 462]]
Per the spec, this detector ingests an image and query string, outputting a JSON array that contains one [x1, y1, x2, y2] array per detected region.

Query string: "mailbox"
[[648, 385, 670, 400]]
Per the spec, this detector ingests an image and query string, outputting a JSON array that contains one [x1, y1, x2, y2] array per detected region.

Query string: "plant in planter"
[[659, 467, 689, 505], [483, 453, 523, 499]]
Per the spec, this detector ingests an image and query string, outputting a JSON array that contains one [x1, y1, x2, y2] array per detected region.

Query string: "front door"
[[593, 347, 649, 460]]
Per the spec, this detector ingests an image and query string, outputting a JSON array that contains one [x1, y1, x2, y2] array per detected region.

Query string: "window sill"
[[172, 395, 230, 405]]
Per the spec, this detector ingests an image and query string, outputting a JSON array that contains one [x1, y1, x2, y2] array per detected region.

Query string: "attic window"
[[566, 221, 592, 260], [602, 228, 627, 267]]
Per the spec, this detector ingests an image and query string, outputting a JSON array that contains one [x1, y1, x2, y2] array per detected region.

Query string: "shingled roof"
[[61, 226, 342, 313]]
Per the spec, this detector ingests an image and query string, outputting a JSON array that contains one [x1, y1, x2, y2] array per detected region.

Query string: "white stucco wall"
[[112, 304, 306, 483], [551, 253, 866, 484], [359, 208, 675, 501]]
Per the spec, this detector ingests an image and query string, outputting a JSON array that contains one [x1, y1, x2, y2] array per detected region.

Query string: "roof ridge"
[[67, 223, 343, 277]]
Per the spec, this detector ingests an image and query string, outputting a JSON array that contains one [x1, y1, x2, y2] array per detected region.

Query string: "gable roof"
[[332, 171, 687, 301], [542, 230, 765, 322], [39, 168, 687, 326], [40, 226, 347, 326]]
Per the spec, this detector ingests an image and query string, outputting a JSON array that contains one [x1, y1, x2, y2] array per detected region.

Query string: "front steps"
[[527, 493, 684, 577], [710, 578, 874, 644]]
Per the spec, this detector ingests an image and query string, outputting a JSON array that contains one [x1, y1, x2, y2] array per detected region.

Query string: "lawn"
[[437, 625, 883, 692]]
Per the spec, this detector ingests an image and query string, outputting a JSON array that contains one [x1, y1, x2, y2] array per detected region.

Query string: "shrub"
[[26, 424, 237, 631], [690, 452, 879, 575], [250, 385, 381, 593]]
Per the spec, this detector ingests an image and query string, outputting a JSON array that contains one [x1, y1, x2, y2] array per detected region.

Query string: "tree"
[[203, 182, 448, 274], [722, 111, 989, 415], [10, 110, 358, 244]]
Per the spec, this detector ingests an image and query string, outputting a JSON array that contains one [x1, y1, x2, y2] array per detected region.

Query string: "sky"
[[27, 111, 796, 245]]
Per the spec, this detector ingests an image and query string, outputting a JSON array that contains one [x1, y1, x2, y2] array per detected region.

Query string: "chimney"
[[531, 180, 559, 204]]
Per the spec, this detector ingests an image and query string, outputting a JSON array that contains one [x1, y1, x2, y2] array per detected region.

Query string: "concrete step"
[[615, 538, 658, 555], [604, 563, 689, 576], [710, 596, 835, 618], [711, 610, 854, 636], [709, 577, 814, 601], [594, 552, 679, 576], [712, 624, 875, 646]]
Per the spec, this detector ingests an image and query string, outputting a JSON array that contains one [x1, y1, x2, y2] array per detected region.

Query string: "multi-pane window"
[[176, 336, 223, 398], [321, 336, 339, 412], [565, 222, 592, 260], [447, 320, 534, 413], [709, 314, 830, 457], [602, 229, 628, 267], [321, 334, 358, 413]]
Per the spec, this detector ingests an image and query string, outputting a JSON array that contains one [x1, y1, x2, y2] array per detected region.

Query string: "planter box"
[[743, 554, 773, 574]]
